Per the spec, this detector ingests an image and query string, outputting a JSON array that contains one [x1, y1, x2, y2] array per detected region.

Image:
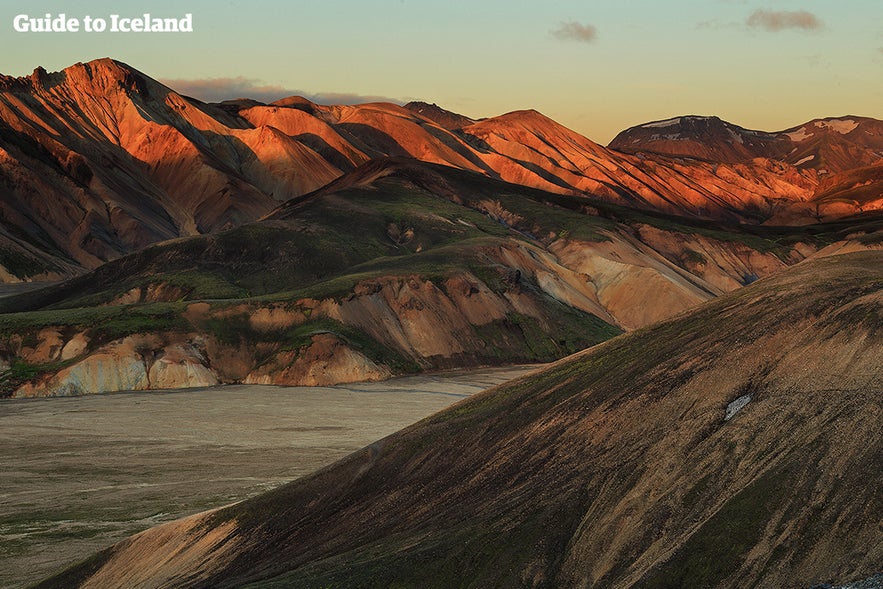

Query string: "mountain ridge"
[[1, 58, 881, 283]]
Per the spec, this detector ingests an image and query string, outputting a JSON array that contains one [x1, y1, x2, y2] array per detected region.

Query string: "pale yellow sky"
[[2, 1, 881, 143]]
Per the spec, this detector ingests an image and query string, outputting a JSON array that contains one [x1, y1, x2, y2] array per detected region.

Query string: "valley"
[[0, 365, 534, 589]]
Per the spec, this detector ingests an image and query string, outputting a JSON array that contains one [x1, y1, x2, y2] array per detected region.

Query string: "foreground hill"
[[37, 250, 883, 588], [2, 59, 881, 281]]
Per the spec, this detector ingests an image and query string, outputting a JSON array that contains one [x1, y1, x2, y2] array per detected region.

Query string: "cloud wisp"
[[551, 21, 598, 43], [160, 76, 402, 105], [746, 9, 823, 32]]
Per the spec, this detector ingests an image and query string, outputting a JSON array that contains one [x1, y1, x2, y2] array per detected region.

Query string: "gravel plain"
[[0, 365, 537, 589]]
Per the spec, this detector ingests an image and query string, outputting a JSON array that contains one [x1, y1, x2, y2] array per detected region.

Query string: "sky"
[[1, 0, 881, 143]]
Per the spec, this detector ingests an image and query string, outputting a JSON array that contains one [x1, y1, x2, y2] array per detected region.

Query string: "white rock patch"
[[725, 394, 752, 421]]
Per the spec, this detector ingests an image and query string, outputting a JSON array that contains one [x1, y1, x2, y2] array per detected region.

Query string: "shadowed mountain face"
[[1, 59, 881, 281], [403, 101, 476, 130], [609, 115, 789, 163], [37, 251, 883, 589]]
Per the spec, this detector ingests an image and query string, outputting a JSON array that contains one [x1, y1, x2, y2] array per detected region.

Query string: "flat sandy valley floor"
[[0, 365, 537, 588]]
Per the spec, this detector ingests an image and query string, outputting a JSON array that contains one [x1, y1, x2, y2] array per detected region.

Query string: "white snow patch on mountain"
[[815, 119, 858, 134], [784, 127, 811, 142], [795, 154, 815, 165], [642, 118, 681, 129]]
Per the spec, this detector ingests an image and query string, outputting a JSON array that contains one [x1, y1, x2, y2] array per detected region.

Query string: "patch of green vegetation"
[[472, 308, 619, 365], [240, 497, 586, 589], [0, 359, 75, 396], [855, 230, 883, 245], [284, 319, 420, 374], [199, 312, 252, 346], [0, 247, 51, 278], [681, 473, 714, 508], [640, 462, 794, 588], [252, 236, 511, 304], [682, 249, 707, 265], [0, 303, 188, 342], [470, 191, 616, 243]]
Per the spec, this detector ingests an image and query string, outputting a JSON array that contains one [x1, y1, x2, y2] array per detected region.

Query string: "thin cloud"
[[160, 76, 402, 105], [551, 21, 598, 43], [746, 9, 823, 32]]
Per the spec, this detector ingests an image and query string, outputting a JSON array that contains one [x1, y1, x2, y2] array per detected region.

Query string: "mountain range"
[[1, 59, 881, 283]]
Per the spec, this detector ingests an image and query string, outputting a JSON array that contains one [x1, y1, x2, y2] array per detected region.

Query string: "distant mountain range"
[[1, 59, 881, 282]]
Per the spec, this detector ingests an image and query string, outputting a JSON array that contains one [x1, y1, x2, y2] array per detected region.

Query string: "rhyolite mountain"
[[1, 59, 882, 282], [14, 156, 868, 398], [35, 251, 883, 589]]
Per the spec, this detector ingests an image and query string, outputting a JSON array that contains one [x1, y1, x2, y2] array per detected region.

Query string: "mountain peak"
[[403, 101, 475, 130], [59, 58, 153, 95], [780, 115, 875, 141], [609, 115, 783, 162]]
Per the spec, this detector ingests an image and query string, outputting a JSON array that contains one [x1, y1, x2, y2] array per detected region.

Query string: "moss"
[[0, 359, 76, 397], [0, 303, 188, 343], [0, 247, 52, 278], [683, 249, 707, 265], [199, 313, 252, 346], [279, 319, 420, 374], [640, 462, 795, 588]]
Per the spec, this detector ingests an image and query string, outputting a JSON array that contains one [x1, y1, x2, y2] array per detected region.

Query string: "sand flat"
[[0, 365, 537, 589]]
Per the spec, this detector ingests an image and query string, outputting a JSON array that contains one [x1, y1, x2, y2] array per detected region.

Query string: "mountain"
[[610, 115, 883, 171], [2, 59, 881, 284], [610, 115, 883, 223], [0, 59, 338, 278], [36, 250, 883, 588], [4, 156, 881, 398], [609, 115, 788, 163], [403, 101, 476, 130], [11, 157, 851, 398], [775, 116, 883, 173], [1, 59, 881, 398]]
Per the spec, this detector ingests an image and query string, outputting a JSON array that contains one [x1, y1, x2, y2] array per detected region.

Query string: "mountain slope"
[[9, 156, 868, 397], [38, 250, 883, 588]]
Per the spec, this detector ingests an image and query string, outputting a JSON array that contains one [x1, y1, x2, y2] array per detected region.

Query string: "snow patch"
[[815, 119, 858, 134], [795, 154, 815, 166], [642, 117, 681, 129], [725, 394, 751, 421], [784, 127, 811, 142], [728, 128, 744, 144]]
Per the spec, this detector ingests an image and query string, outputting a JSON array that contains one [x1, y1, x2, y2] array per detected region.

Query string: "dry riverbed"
[[0, 365, 537, 589]]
